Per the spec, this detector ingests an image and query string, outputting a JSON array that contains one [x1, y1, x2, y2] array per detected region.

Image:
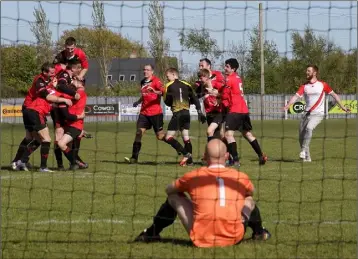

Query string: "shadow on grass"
[[100, 160, 203, 166]]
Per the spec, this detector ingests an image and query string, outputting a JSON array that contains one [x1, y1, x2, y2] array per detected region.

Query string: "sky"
[[1, 1, 357, 70]]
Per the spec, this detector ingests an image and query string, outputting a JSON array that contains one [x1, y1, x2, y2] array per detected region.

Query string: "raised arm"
[[329, 92, 351, 112], [283, 85, 304, 111]]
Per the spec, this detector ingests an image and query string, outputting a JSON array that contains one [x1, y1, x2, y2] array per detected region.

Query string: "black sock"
[[54, 141, 63, 167], [165, 138, 187, 155], [73, 138, 84, 163], [12, 138, 32, 162], [227, 142, 239, 161], [184, 139, 192, 154], [23, 140, 41, 163], [131, 141, 142, 160], [146, 198, 177, 236], [207, 136, 214, 143], [20, 141, 37, 163], [248, 205, 264, 235], [63, 147, 76, 165], [249, 139, 263, 157], [40, 142, 51, 168]]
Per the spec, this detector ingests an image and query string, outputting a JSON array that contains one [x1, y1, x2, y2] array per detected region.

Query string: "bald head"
[[205, 139, 228, 165]]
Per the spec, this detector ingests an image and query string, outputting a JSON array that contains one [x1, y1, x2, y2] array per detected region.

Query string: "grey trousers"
[[299, 113, 324, 153]]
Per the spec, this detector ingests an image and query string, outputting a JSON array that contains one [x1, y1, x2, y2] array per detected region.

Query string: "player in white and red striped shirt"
[[284, 65, 350, 162]]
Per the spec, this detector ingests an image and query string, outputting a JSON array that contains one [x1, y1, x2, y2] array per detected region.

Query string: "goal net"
[[1, 1, 356, 258]]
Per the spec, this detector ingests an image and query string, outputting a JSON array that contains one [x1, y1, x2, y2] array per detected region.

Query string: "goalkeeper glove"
[[197, 110, 207, 124]]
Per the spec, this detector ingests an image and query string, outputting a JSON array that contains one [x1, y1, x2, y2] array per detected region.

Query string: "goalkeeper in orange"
[[134, 139, 271, 247]]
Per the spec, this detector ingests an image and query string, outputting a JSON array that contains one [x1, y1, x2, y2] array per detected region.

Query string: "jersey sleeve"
[[323, 82, 333, 94], [221, 86, 231, 108], [214, 72, 225, 91], [74, 92, 87, 114], [57, 73, 76, 97], [188, 85, 201, 111], [174, 171, 196, 193], [239, 173, 254, 194], [154, 78, 164, 93], [77, 49, 89, 69], [35, 78, 49, 98], [295, 85, 305, 97]]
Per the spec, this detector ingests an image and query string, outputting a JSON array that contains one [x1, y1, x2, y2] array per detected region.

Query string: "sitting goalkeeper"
[[135, 139, 271, 247]]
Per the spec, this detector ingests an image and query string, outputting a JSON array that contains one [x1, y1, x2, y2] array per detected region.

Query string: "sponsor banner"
[[120, 103, 202, 116], [120, 104, 141, 116], [85, 104, 119, 115], [288, 101, 306, 114], [165, 102, 204, 116], [164, 105, 199, 116], [328, 100, 357, 114], [1, 105, 23, 117]]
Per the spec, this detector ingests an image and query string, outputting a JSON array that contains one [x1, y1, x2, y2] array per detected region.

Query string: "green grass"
[[1, 119, 356, 259]]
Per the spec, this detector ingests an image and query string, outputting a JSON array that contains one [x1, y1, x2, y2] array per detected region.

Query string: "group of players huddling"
[[124, 58, 268, 167], [11, 37, 90, 172], [10, 35, 269, 171]]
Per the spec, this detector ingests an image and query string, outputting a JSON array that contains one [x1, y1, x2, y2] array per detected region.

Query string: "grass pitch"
[[1, 119, 356, 259]]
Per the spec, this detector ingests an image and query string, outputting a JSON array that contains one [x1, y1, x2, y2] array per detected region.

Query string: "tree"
[[283, 27, 356, 94], [1, 45, 38, 97], [91, 0, 111, 88], [179, 28, 222, 64], [57, 27, 148, 60], [29, 3, 53, 66], [225, 41, 249, 77], [244, 26, 281, 93], [148, 0, 170, 78]]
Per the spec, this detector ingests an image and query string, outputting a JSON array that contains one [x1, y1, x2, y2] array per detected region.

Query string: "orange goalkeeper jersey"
[[174, 166, 254, 247]]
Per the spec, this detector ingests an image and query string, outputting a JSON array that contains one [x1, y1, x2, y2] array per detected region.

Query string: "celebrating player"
[[51, 60, 82, 170], [163, 68, 206, 166], [196, 58, 225, 98], [197, 68, 225, 142], [284, 64, 350, 162], [53, 37, 89, 80], [222, 58, 267, 167], [57, 79, 87, 170], [10, 63, 56, 170], [16, 66, 73, 172], [134, 139, 271, 247], [124, 64, 166, 164]]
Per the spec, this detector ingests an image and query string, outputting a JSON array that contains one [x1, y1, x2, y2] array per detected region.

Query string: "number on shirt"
[[179, 88, 183, 102], [217, 177, 226, 207]]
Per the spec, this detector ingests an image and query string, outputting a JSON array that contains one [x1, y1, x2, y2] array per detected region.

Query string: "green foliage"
[[56, 27, 148, 59], [1, 45, 38, 98], [1, 24, 356, 98], [29, 3, 53, 67], [242, 26, 357, 94], [148, 0, 170, 78], [179, 28, 222, 61]]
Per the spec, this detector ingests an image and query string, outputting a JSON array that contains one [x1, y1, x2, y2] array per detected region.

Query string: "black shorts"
[[206, 112, 223, 126], [22, 106, 32, 131], [225, 113, 253, 132], [64, 126, 82, 139], [167, 110, 190, 131], [50, 107, 66, 128], [137, 114, 164, 133], [25, 109, 47, 132]]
